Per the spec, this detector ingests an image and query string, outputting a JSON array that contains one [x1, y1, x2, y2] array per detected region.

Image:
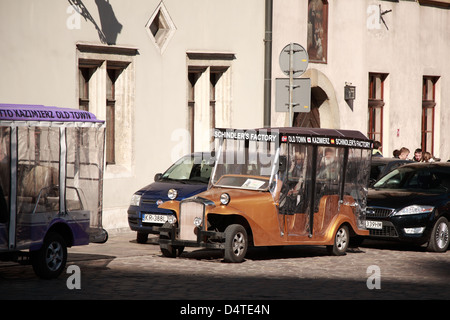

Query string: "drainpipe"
[[263, 0, 273, 128]]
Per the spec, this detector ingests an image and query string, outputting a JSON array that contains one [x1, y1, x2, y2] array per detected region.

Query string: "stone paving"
[[1, 230, 449, 301]]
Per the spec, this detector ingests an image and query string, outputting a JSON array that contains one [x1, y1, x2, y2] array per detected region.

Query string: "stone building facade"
[[1, 0, 448, 229]]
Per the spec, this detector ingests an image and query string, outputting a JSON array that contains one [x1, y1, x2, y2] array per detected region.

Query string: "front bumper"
[[158, 222, 225, 250], [366, 210, 434, 244], [127, 208, 174, 235]]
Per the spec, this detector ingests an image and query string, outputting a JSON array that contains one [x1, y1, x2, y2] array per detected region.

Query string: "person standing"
[[398, 147, 410, 160], [422, 151, 435, 162], [393, 149, 400, 158], [413, 148, 422, 162], [372, 141, 383, 157]]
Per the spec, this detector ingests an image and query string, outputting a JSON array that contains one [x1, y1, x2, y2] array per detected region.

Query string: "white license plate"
[[142, 214, 168, 224], [366, 220, 383, 230]]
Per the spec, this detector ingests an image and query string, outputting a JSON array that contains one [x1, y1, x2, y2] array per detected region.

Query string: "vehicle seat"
[[18, 165, 58, 213], [21, 165, 58, 196]]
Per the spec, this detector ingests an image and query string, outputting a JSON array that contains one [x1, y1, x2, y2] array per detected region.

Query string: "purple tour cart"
[[0, 104, 107, 278]]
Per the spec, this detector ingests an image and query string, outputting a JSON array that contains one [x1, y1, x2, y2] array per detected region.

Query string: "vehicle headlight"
[[220, 193, 230, 205], [395, 205, 434, 216], [404, 227, 425, 234], [167, 215, 177, 224], [168, 189, 178, 200], [130, 194, 141, 206], [193, 217, 202, 227]]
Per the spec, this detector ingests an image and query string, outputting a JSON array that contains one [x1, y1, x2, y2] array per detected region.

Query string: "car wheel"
[[136, 232, 149, 244], [160, 245, 184, 258], [159, 234, 184, 258], [427, 217, 449, 252], [31, 232, 67, 279], [327, 225, 349, 256], [223, 224, 248, 263]]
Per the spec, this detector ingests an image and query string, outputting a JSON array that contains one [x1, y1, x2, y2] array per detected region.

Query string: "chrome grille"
[[179, 201, 204, 241], [366, 207, 394, 218], [369, 225, 398, 237]]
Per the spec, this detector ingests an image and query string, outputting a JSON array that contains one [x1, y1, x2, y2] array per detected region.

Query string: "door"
[[293, 86, 327, 128], [279, 144, 314, 237], [15, 126, 60, 248]]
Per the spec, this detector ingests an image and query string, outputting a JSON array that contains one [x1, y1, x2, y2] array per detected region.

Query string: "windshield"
[[211, 137, 278, 191], [373, 166, 450, 192], [162, 154, 213, 184]]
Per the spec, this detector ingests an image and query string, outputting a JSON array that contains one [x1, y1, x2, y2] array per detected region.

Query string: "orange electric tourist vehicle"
[[158, 127, 372, 262]]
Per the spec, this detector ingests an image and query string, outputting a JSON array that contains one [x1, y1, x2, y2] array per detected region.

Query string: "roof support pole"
[[263, 0, 273, 128]]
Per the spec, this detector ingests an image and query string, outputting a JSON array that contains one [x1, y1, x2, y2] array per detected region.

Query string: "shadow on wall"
[[68, 0, 122, 45]]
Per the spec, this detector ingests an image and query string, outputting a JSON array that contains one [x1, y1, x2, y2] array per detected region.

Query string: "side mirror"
[[154, 173, 162, 181]]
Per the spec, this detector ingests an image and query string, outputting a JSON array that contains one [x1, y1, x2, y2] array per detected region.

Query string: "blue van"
[[127, 152, 213, 243]]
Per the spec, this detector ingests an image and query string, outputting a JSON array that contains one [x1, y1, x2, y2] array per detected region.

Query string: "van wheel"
[[223, 224, 248, 263], [327, 225, 349, 256], [427, 217, 449, 252], [31, 232, 67, 279]]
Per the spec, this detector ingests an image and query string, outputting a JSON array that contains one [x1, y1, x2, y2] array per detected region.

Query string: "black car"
[[369, 157, 412, 186], [365, 162, 450, 252]]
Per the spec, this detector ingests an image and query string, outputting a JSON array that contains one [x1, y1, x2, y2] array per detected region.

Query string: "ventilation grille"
[[179, 201, 203, 241]]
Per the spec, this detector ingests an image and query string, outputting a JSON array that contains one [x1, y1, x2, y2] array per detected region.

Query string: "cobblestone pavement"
[[1, 230, 449, 302]]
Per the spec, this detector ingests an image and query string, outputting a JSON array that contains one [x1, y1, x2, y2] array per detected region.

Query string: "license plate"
[[142, 214, 168, 224], [366, 220, 383, 230]]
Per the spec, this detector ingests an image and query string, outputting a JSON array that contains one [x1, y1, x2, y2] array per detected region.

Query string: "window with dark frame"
[[368, 73, 387, 145], [187, 67, 226, 153], [78, 59, 102, 112], [78, 58, 129, 166], [209, 68, 225, 142], [187, 71, 198, 153], [187, 52, 234, 153], [106, 67, 118, 165], [145, 2, 176, 53], [77, 44, 137, 172], [78, 68, 90, 112], [210, 72, 218, 131], [422, 76, 439, 155], [149, 10, 170, 46]]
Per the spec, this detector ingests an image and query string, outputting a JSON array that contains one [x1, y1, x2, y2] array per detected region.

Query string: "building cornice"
[[76, 43, 139, 56]]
